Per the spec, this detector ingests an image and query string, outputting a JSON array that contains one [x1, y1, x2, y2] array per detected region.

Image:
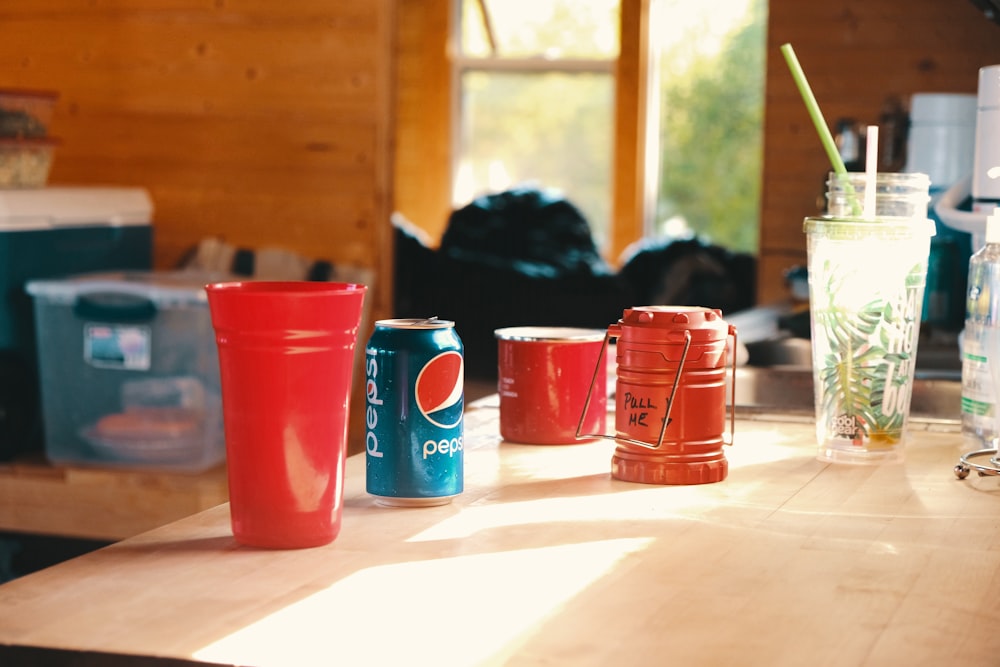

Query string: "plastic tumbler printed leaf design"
[[816, 262, 914, 446]]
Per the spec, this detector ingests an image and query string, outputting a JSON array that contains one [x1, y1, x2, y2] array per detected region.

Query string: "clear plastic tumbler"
[[805, 172, 934, 464]]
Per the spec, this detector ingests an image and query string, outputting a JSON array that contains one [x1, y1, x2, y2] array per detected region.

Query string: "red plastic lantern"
[[578, 306, 737, 485]]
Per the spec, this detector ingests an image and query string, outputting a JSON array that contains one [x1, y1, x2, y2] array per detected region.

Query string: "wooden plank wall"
[[394, 0, 453, 241], [761, 0, 1000, 302], [0, 0, 394, 306], [0, 0, 396, 455]]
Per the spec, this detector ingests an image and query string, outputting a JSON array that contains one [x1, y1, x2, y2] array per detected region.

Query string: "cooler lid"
[[26, 271, 222, 307], [0, 186, 153, 229]]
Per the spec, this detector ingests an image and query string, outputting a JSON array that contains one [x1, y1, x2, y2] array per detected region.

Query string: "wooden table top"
[[0, 399, 998, 666]]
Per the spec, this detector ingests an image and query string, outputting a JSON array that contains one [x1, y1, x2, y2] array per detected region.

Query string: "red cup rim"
[[205, 280, 367, 295]]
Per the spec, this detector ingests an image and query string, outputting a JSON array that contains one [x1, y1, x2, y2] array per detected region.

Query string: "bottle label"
[[961, 325, 999, 438]]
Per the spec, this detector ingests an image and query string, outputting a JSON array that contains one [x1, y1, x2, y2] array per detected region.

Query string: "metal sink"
[[734, 335, 962, 424]]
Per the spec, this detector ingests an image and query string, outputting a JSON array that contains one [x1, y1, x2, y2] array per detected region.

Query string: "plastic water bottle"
[[961, 206, 1000, 445]]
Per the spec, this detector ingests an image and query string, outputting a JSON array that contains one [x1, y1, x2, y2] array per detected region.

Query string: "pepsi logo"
[[415, 351, 464, 429]]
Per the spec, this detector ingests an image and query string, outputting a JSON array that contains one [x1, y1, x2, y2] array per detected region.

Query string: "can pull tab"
[[575, 329, 692, 450]]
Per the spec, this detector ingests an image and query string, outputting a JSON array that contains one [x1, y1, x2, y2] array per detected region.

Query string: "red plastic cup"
[[495, 327, 607, 445], [205, 281, 367, 549]]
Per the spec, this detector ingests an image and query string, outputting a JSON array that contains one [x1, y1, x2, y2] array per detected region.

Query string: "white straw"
[[864, 125, 878, 219]]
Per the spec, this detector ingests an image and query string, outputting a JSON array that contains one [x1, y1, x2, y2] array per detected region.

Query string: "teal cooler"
[[0, 187, 153, 460]]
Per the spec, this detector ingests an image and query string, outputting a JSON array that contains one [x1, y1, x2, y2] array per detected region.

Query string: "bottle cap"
[[986, 206, 1000, 244]]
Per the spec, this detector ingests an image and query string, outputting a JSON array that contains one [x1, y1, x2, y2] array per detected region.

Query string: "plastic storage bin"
[[26, 271, 224, 472], [0, 186, 153, 460]]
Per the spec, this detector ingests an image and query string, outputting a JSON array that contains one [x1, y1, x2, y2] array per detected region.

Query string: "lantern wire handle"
[[576, 330, 614, 442], [725, 324, 737, 446], [647, 330, 691, 449], [575, 329, 693, 450]]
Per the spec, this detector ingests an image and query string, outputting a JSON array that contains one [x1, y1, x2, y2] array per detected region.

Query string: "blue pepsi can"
[[365, 318, 464, 506]]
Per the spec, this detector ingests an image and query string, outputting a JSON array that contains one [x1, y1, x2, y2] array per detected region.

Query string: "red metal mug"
[[496, 327, 607, 445], [578, 306, 737, 485]]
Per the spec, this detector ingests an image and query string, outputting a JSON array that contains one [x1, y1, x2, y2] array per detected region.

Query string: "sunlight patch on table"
[[193, 537, 651, 667]]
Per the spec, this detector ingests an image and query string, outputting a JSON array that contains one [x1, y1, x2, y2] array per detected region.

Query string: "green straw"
[[780, 43, 846, 176], [780, 43, 862, 216]]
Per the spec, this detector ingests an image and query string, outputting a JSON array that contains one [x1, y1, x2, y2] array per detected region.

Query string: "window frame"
[[391, 0, 653, 264], [448, 0, 652, 262]]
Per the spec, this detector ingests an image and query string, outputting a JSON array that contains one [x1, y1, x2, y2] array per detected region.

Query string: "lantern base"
[[611, 446, 728, 485]]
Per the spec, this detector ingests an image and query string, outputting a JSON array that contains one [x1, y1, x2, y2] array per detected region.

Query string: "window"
[[653, 0, 766, 253], [452, 0, 765, 256], [454, 0, 619, 248]]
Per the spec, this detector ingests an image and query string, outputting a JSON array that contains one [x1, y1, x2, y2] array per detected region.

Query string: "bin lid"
[[25, 271, 224, 306], [0, 186, 152, 229]]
